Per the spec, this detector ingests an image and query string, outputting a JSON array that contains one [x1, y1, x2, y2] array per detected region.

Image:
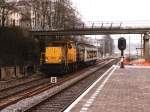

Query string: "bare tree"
[[28, 0, 81, 30], [0, 0, 8, 27], [0, 0, 24, 27], [1, 0, 82, 30]]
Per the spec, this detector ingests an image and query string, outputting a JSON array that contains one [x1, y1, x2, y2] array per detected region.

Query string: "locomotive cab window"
[[68, 44, 72, 49]]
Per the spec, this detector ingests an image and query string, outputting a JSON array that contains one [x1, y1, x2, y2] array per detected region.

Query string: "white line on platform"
[[84, 103, 91, 107], [97, 66, 117, 91], [79, 111, 86, 112], [64, 65, 115, 112], [86, 101, 93, 104], [79, 66, 117, 112], [81, 107, 88, 111]]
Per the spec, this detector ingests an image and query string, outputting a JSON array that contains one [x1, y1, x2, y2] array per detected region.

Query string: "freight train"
[[40, 40, 98, 74]]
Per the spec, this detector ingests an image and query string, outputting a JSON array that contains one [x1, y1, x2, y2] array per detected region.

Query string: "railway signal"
[[118, 37, 126, 68]]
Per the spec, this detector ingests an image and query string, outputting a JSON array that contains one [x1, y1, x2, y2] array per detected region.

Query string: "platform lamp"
[[118, 37, 126, 68]]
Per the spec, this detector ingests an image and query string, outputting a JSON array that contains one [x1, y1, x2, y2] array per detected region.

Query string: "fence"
[[0, 65, 38, 81]]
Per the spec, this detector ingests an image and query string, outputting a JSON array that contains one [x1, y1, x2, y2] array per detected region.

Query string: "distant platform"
[[124, 58, 150, 66], [65, 65, 150, 112]]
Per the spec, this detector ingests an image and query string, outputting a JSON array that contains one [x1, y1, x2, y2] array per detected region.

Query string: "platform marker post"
[[51, 77, 57, 83]]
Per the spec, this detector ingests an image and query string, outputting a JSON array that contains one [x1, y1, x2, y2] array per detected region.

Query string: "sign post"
[[118, 37, 126, 68], [51, 77, 57, 83]]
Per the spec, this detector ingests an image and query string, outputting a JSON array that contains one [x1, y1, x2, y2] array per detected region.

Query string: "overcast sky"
[[72, 0, 150, 22], [71, 0, 150, 52]]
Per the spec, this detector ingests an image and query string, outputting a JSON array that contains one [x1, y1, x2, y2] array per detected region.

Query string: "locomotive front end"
[[40, 41, 77, 74]]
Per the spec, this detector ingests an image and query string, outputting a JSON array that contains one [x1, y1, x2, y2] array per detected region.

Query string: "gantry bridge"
[[30, 27, 150, 36], [30, 22, 150, 36], [29, 21, 150, 61]]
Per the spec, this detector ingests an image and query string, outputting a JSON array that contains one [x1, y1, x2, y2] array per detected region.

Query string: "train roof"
[[47, 40, 97, 48], [77, 42, 97, 48], [48, 40, 75, 43]]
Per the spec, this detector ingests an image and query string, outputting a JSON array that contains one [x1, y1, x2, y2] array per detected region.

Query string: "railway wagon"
[[40, 41, 98, 74]]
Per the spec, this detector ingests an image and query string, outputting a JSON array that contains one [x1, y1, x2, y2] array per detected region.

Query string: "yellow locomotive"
[[40, 41, 98, 74]]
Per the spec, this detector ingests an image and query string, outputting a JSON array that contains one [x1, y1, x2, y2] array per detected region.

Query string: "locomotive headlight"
[[45, 57, 48, 62], [59, 57, 62, 62]]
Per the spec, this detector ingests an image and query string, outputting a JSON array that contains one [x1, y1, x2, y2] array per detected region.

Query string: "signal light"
[[118, 37, 126, 51], [118, 37, 126, 68]]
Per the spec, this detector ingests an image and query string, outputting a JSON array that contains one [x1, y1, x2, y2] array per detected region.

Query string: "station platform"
[[64, 65, 150, 112]]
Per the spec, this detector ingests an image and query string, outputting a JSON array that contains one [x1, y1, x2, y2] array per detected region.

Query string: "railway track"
[[0, 58, 119, 111], [25, 58, 119, 112], [0, 75, 43, 91], [0, 77, 54, 109], [0, 78, 51, 100]]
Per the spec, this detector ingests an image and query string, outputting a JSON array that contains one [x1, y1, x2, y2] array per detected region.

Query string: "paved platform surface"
[[65, 66, 150, 112]]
